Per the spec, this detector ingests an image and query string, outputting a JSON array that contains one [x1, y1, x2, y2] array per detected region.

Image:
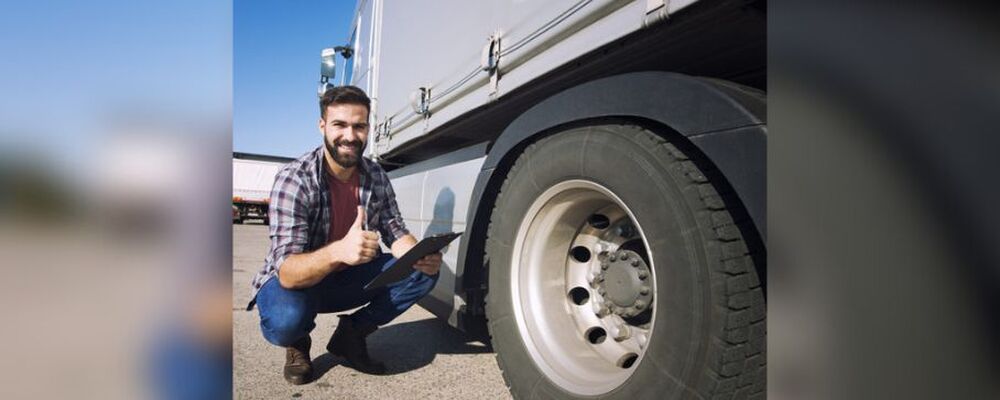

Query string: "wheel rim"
[[510, 179, 656, 395]]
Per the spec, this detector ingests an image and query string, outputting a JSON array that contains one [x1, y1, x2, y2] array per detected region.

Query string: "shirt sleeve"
[[266, 168, 312, 273], [375, 168, 410, 248]]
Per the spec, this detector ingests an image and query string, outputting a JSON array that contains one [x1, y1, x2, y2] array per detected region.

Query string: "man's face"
[[319, 103, 370, 169]]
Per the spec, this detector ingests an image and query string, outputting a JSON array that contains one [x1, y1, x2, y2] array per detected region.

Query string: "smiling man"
[[246, 86, 442, 384]]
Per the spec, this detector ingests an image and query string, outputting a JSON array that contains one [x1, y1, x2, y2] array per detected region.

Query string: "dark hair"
[[319, 85, 371, 119]]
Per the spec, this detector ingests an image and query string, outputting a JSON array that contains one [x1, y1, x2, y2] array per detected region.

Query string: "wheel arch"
[[456, 71, 766, 316]]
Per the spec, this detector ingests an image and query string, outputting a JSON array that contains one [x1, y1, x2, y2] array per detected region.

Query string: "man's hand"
[[330, 206, 380, 266], [390, 234, 443, 276], [413, 252, 442, 276]]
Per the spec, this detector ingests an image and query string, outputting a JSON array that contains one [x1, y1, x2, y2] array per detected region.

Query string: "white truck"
[[321, 0, 765, 398], [232, 152, 294, 225]]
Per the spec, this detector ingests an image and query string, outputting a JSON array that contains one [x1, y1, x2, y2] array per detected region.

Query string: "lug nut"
[[634, 300, 646, 309], [597, 306, 610, 317], [621, 252, 629, 260], [613, 325, 631, 341], [640, 286, 650, 295], [609, 254, 617, 262], [601, 263, 609, 270], [638, 271, 648, 280], [631, 259, 639, 267]]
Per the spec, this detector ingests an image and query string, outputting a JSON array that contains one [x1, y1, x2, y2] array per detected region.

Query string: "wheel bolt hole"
[[618, 353, 639, 369], [587, 214, 610, 229], [568, 287, 590, 305], [570, 246, 591, 263], [585, 327, 607, 344]]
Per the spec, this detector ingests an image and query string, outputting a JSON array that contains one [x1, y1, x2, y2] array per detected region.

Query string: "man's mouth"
[[336, 142, 361, 154]]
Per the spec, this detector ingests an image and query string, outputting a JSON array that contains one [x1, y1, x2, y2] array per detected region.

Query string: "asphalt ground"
[[233, 223, 513, 399]]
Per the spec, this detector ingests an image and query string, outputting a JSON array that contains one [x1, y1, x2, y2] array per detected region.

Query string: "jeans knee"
[[260, 305, 312, 347]]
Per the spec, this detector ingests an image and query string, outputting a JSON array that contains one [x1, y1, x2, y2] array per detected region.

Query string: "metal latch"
[[481, 31, 502, 94], [410, 87, 431, 116], [373, 117, 393, 156]]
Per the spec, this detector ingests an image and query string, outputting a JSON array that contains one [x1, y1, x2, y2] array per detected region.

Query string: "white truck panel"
[[346, 0, 703, 157], [386, 0, 644, 152], [232, 159, 284, 201], [389, 155, 486, 325], [386, 170, 425, 236]]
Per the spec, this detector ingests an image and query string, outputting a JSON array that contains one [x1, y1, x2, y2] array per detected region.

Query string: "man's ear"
[[318, 118, 325, 135]]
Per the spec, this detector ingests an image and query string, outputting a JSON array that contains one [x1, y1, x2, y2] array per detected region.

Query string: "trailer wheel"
[[485, 125, 764, 399]]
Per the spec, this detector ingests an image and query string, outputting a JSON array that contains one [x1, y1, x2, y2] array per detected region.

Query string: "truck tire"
[[485, 124, 765, 399]]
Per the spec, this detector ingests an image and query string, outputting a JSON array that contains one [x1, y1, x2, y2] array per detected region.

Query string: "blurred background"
[[1, 1, 998, 399], [769, 1, 1000, 399], [0, 1, 232, 399]]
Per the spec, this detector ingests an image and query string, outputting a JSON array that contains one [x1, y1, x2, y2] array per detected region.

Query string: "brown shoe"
[[284, 335, 312, 385], [327, 315, 386, 374]]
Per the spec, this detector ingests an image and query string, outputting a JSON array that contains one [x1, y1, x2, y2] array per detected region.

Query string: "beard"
[[325, 138, 366, 168]]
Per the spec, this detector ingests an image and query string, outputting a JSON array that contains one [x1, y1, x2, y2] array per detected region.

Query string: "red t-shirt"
[[327, 169, 361, 243]]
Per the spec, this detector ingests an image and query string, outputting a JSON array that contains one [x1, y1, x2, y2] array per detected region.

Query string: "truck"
[[232, 152, 294, 225], [320, 0, 765, 398]]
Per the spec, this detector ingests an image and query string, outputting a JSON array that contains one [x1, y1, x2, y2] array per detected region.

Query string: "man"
[[246, 86, 443, 384]]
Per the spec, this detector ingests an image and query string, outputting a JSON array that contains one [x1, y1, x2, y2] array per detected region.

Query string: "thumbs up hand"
[[351, 205, 366, 230], [332, 206, 380, 266]]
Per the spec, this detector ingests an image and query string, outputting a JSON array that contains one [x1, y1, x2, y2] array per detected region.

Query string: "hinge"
[[480, 30, 502, 95]]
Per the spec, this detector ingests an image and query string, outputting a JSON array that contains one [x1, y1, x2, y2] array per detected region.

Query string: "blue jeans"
[[255, 254, 439, 347]]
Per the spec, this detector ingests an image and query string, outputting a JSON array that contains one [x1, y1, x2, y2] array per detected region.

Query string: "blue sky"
[[233, 0, 358, 158], [0, 1, 231, 173], [0, 0, 232, 139]]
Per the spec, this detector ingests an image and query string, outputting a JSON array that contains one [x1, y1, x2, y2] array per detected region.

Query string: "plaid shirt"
[[247, 146, 410, 309]]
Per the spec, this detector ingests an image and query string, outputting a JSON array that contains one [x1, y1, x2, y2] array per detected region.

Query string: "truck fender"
[[456, 71, 765, 299]]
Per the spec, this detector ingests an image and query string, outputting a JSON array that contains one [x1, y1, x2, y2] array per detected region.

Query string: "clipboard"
[[364, 231, 463, 291]]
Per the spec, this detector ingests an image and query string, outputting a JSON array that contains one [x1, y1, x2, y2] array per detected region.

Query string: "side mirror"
[[318, 48, 337, 97], [320, 47, 337, 82]]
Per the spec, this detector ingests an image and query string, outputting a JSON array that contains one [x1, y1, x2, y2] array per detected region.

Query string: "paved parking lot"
[[233, 223, 513, 399]]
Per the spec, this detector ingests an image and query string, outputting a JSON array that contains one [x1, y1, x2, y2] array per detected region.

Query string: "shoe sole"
[[284, 371, 311, 385]]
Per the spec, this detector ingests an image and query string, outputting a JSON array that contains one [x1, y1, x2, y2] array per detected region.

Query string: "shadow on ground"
[[309, 317, 493, 380]]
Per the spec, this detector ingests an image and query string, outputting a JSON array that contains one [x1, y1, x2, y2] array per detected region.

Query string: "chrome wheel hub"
[[509, 180, 656, 396], [596, 249, 653, 319]]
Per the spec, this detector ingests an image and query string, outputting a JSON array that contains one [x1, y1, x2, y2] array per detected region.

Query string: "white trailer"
[[232, 152, 294, 224], [320, 0, 765, 398]]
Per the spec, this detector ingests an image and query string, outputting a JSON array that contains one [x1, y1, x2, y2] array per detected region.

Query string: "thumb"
[[352, 206, 366, 228]]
